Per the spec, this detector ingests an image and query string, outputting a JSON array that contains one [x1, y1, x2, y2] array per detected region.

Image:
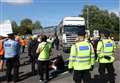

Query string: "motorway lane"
[[0, 46, 120, 83]]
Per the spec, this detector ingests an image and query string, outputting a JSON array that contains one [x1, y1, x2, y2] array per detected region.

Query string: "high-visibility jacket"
[[68, 41, 95, 70], [38, 42, 51, 61], [97, 39, 116, 63], [0, 40, 4, 56]]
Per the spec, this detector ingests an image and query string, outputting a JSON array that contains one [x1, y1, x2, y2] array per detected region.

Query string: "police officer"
[[36, 35, 51, 82], [97, 31, 116, 83], [4, 33, 20, 82], [68, 32, 95, 83]]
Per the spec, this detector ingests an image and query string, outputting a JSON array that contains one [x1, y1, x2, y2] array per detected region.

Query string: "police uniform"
[[68, 32, 95, 83], [4, 35, 20, 82], [97, 38, 116, 83], [37, 41, 51, 81]]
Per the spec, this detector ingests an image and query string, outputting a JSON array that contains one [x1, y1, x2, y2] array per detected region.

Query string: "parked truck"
[[57, 16, 85, 52]]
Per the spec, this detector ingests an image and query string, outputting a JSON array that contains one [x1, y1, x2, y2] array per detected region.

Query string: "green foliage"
[[11, 18, 43, 35], [20, 18, 33, 34], [81, 5, 119, 40], [11, 21, 18, 33], [33, 21, 43, 29]]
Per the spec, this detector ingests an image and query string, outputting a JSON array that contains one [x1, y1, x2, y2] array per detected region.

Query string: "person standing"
[[4, 33, 20, 82], [0, 36, 5, 72], [27, 36, 33, 62], [97, 31, 116, 83], [54, 36, 59, 50], [36, 35, 52, 82], [29, 35, 39, 75], [20, 38, 26, 53], [68, 32, 95, 83]]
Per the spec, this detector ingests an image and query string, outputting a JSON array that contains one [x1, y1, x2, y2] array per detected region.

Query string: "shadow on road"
[[18, 71, 38, 82], [0, 72, 24, 82], [92, 73, 116, 83], [0, 75, 6, 82]]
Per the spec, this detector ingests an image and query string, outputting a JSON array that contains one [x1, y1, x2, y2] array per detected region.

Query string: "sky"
[[0, 0, 119, 27]]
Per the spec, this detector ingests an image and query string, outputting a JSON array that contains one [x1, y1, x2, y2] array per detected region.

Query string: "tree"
[[20, 18, 33, 34], [33, 21, 42, 29], [11, 21, 18, 33], [81, 5, 119, 40]]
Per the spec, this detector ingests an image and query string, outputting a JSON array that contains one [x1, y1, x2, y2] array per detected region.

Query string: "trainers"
[[39, 79, 44, 82]]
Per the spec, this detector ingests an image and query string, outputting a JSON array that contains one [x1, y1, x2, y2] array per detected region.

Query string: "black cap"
[[100, 30, 110, 37], [7, 33, 14, 37]]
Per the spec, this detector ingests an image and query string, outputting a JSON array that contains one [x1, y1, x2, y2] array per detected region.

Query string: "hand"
[[104, 56, 111, 60], [90, 65, 94, 71]]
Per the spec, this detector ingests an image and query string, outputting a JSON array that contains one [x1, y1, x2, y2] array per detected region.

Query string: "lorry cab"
[[57, 16, 85, 52]]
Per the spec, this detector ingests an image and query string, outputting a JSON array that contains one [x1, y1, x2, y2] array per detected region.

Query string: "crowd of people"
[[0, 30, 117, 83], [0, 33, 60, 83]]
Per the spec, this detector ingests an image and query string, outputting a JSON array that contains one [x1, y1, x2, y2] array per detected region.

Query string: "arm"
[[36, 46, 41, 54], [36, 43, 41, 54], [90, 43, 95, 65], [96, 41, 104, 58], [68, 45, 76, 69]]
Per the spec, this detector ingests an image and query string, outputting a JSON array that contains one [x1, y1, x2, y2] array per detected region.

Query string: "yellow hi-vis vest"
[[38, 42, 51, 61], [97, 39, 116, 63], [68, 41, 95, 70]]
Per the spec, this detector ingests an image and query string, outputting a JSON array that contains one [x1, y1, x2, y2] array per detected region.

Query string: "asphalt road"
[[0, 46, 120, 83]]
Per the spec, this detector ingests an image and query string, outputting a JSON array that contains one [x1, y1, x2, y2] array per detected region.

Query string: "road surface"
[[0, 46, 120, 83]]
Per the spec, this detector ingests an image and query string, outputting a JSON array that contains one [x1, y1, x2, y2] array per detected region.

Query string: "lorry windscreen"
[[64, 26, 85, 34]]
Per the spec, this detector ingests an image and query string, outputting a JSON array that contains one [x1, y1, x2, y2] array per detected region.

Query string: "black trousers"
[[99, 63, 115, 83], [22, 46, 25, 53], [55, 44, 59, 50], [6, 57, 19, 82], [73, 70, 91, 83], [38, 61, 49, 80], [31, 56, 37, 75]]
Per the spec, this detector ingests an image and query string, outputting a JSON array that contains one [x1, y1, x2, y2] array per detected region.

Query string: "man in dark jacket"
[[29, 35, 39, 75], [54, 36, 59, 50]]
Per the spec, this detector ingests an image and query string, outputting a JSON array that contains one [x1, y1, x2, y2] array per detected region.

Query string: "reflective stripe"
[[103, 52, 113, 53], [38, 58, 49, 61], [70, 55, 91, 59], [104, 55, 113, 56], [91, 55, 95, 58], [70, 56, 76, 58], [97, 50, 101, 53], [97, 50, 101, 52], [77, 56, 90, 58], [105, 43, 113, 47], [79, 46, 89, 50], [69, 59, 90, 63]]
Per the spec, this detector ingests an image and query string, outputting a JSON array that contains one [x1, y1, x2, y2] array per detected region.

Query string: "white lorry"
[[57, 16, 85, 52]]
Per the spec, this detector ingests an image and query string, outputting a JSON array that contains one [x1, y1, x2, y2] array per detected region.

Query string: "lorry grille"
[[66, 35, 77, 46]]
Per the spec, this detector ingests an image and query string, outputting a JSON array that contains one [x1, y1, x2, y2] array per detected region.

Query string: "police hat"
[[100, 30, 110, 37], [7, 33, 15, 37]]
